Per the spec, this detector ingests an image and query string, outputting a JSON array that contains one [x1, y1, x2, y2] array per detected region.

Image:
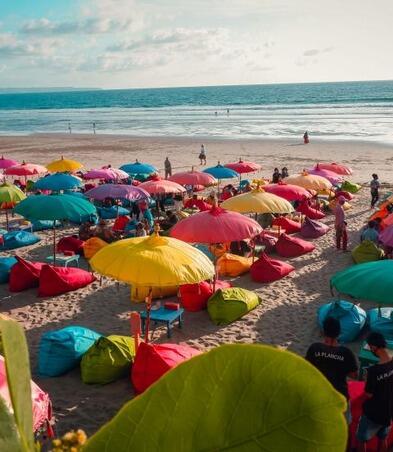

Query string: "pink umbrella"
[[316, 162, 352, 176], [379, 225, 393, 247], [4, 162, 47, 176], [85, 184, 149, 201], [225, 159, 261, 174], [263, 183, 312, 202], [0, 156, 19, 169], [308, 166, 343, 185], [139, 179, 186, 195], [83, 168, 129, 180], [169, 169, 216, 186], [170, 206, 262, 243]]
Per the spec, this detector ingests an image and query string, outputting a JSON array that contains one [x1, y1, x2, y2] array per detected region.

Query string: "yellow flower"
[[52, 439, 62, 447], [76, 429, 87, 445]]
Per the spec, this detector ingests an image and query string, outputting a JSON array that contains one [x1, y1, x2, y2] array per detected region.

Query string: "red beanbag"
[[275, 233, 315, 258], [250, 253, 294, 283], [9, 257, 44, 292], [300, 217, 330, 239], [179, 280, 232, 312], [336, 190, 354, 201], [38, 265, 96, 297], [131, 342, 201, 393], [57, 236, 84, 255], [296, 201, 325, 219], [272, 217, 301, 234]]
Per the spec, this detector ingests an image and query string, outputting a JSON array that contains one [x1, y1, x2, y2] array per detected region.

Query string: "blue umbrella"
[[120, 160, 157, 175], [34, 173, 82, 191], [203, 163, 238, 180]]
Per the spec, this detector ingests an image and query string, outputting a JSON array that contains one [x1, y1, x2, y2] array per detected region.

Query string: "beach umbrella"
[[15, 194, 97, 262], [120, 160, 157, 175], [382, 213, 393, 229], [0, 182, 26, 229], [139, 179, 186, 195], [330, 261, 393, 305], [5, 162, 47, 177], [203, 163, 238, 180], [46, 157, 83, 173], [0, 156, 19, 170], [34, 173, 82, 191], [379, 226, 393, 247], [307, 166, 343, 185], [263, 183, 312, 202], [221, 188, 294, 214], [85, 184, 150, 201], [83, 168, 129, 181], [169, 169, 216, 186], [283, 172, 332, 192], [170, 206, 262, 243], [225, 159, 261, 174], [316, 162, 352, 176]]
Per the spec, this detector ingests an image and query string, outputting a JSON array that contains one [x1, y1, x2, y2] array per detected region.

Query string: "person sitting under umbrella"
[[94, 219, 118, 243], [79, 221, 95, 241], [160, 211, 178, 231]]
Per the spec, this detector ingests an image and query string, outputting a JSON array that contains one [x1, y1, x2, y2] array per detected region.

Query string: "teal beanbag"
[[367, 308, 393, 341], [0, 231, 40, 250], [0, 257, 18, 283]]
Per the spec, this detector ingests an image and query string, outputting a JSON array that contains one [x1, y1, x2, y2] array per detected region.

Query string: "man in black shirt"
[[356, 332, 393, 452], [306, 317, 358, 422]]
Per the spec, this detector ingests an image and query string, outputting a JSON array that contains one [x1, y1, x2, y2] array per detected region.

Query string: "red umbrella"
[[263, 182, 312, 202], [139, 179, 186, 195], [0, 156, 19, 170], [170, 205, 262, 243], [316, 162, 352, 175], [5, 162, 47, 176], [225, 159, 261, 174], [169, 169, 216, 186]]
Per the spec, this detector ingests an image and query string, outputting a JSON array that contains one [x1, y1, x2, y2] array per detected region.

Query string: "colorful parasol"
[[0, 182, 26, 229], [379, 225, 393, 247], [203, 163, 238, 180], [120, 161, 157, 175], [283, 171, 332, 192], [169, 169, 216, 186], [46, 157, 83, 173], [83, 168, 129, 181], [85, 184, 150, 201], [263, 183, 312, 202], [5, 162, 47, 177], [0, 156, 19, 170], [225, 159, 261, 174], [139, 179, 186, 195], [316, 162, 352, 176], [308, 166, 343, 185], [34, 173, 82, 191]]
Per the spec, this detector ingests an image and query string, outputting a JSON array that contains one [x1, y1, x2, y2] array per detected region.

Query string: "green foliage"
[[0, 396, 23, 452], [84, 344, 347, 452]]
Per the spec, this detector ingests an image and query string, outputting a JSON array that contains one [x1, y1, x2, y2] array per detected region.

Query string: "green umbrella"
[[15, 194, 97, 263], [330, 260, 393, 305], [0, 182, 26, 230]]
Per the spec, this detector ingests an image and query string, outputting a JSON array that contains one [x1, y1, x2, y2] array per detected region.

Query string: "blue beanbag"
[[0, 231, 40, 250], [32, 220, 61, 231], [97, 206, 129, 219], [367, 308, 393, 341], [0, 257, 18, 283], [193, 244, 214, 261], [38, 326, 102, 377], [318, 300, 367, 343]]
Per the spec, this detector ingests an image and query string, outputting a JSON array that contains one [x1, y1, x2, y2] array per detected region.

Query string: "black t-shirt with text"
[[305, 342, 358, 398], [363, 359, 393, 426]]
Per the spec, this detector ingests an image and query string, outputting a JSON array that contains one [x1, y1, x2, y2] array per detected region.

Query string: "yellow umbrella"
[[221, 188, 294, 214], [283, 171, 332, 192], [0, 182, 26, 229], [46, 156, 83, 173]]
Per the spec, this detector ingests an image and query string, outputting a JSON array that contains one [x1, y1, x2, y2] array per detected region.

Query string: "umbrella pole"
[[53, 225, 56, 266], [144, 288, 153, 343], [130, 312, 141, 353], [5, 210, 9, 231]]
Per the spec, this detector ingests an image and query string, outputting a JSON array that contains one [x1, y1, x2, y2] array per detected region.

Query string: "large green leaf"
[[84, 344, 347, 452], [0, 317, 35, 451], [0, 396, 23, 452]]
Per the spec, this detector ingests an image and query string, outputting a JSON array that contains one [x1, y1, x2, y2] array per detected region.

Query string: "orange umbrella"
[[139, 179, 186, 195]]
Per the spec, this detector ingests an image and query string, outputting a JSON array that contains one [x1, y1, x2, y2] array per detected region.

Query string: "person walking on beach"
[[68, 122, 72, 134], [335, 196, 348, 251], [370, 174, 380, 208], [164, 157, 172, 179], [356, 332, 393, 452], [199, 144, 206, 165], [306, 317, 358, 426], [93, 122, 96, 135], [303, 131, 309, 144]]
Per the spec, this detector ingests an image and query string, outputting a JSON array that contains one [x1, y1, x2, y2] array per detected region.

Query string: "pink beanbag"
[[179, 280, 232, 312], [57, 236, 84, 255], [300, 217, 330, 239], [275, 233, 315, 258], [272, 217, 301, 234], [9, 257, 44, 292], [250, 253, 294, 283], [296, 201, 325, 219], [38, 265, 96, 297]]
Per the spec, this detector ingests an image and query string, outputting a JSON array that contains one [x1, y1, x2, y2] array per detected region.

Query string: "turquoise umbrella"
[[330, 261, 393, 305], [203, 163, 238, 180], [15, 194, 97, 263], [120, 160, 157, 175], [34, 173, 82, 191]]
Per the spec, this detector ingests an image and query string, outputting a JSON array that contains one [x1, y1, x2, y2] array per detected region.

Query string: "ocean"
[[0, 80, 392, 143]]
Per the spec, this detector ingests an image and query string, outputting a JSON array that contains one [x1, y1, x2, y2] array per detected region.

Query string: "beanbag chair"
[[38, 265, 96, 297], [300, 217, 330, 239], [83, 237, 108, 259], [9, 257, 44, 292], [0, 356, 52, 433], [81, 335, 135, 385], [250, 253, 294, 283], [318, 300, 367, 343], [367, 307, 393, 340], [179, 280, 232, 312], [296, 201, 325, 220], [0, 231, 40, 250], [207, 287, 261, 325], [38, 326, 101, 377], [97, 206, 130, 220], [130, 285, 178, 303], [0, 257, 17, 283], [272, 216, 301, 234], [351, 240, 384, 264], [57, 236, 85, 255], [112, 215, 130, 232], [31, 220, 60, 231], [216, 253, 253, 277], [275, 233, 315, 258], [131, 342, 201, 393], [335, 190, 354, 201], [329, 198, 352, 211], [341, 180, 361, 194]]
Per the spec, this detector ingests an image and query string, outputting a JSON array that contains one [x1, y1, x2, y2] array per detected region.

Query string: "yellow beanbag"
[[217, 253, 253, 277], [329, 199, 352, 211], [130, 285, 178, 303], [83, 237, 108, 259]]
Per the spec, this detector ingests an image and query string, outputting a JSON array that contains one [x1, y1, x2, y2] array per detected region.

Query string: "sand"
[[0, 133, 392, 436]]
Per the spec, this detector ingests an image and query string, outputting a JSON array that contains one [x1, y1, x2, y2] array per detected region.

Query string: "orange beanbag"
[[216, 253, 253, 277], [83, 237, 108, 259], [9, 257, 44, 292]]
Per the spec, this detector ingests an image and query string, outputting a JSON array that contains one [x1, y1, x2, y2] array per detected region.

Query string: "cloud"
[[303, 46, 334, 57], [0, 33, 58, 58]]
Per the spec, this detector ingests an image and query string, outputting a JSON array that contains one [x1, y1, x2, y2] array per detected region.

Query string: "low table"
[[358, 340, 393, 378], [140, 306, 184, 338], [45, 254, 80, 268]]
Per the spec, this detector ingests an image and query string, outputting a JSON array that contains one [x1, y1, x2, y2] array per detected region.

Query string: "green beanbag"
[[351, 240, 384, 264], [81, 335, 135, 384], [207, 288, 261, 325], [341, 180, 361, 194]]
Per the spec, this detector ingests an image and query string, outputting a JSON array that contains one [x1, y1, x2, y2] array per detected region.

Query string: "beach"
[[0, 133, 392, 435]]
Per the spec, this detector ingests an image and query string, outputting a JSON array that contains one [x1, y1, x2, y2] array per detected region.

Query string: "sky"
[[0, 0, 393, 89]]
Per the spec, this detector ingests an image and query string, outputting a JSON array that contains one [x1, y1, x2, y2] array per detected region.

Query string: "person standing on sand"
[[303, 131, 309, 144], [164, 157, 172, 179], [335, 196, 348, 251], [356, 332, 393, 452], [199, 145, 206, 165], [370, 173, 380, 208]]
